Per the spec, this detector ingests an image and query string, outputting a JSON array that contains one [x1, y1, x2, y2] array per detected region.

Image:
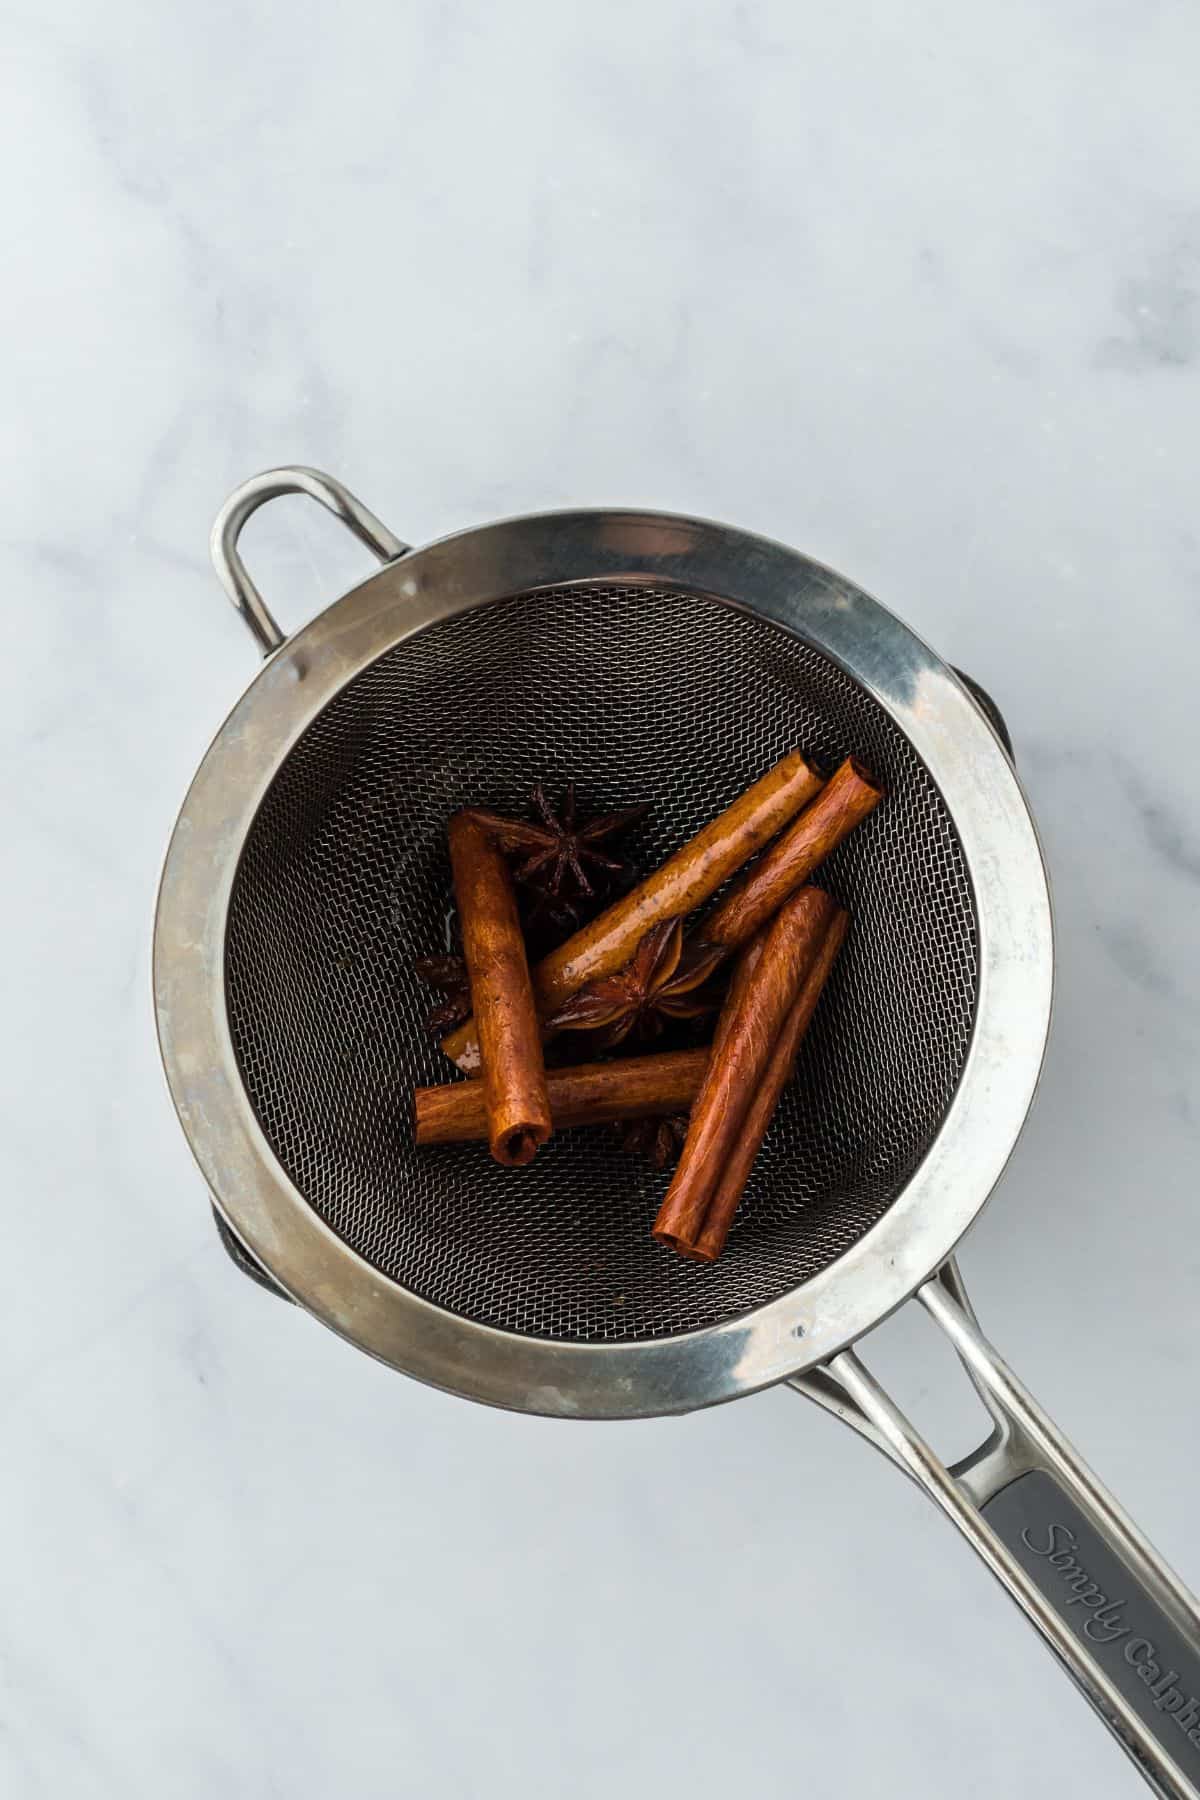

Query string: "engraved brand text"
[[1020, 1521, 1129, 1643], [1023, 1521, 1200, 1749]]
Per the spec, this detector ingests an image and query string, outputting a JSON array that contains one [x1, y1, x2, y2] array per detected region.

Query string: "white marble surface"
[[5, 3, 1200, 1794]]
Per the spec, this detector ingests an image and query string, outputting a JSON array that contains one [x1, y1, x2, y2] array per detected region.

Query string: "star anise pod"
[[520, 886, 583, 940], [466, 783, 649, 906], [673, 934, 733, 989], [614, 1113, 690, 1171], [545, 918, 726, 1049], [413, 953, 470, 1034]]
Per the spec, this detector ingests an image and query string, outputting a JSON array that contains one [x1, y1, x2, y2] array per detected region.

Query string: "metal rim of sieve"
[[154, 501, 1053, 1418]]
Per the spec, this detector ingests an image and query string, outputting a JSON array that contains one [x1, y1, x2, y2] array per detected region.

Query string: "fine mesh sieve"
[[159, 477, 1200, 1795], [224, 583, 977, 1344]]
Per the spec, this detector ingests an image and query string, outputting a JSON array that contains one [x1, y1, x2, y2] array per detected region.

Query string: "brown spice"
[[545, 919, 724, 1049], [699, 756, 881, 954], [653, 886, 837, 1254], [447, 811, 552, 1167], [613, 1114, 690, 1171], [412, 954, 471, 1034], [442, 751, 824, 1072], [691, 907, 849, 1262], [466, 783, 649, 906], [413, 1045, 709, 1145]]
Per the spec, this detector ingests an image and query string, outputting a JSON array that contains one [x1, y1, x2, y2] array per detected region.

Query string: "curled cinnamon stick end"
[[441, 751, 824, 1072], [413, 1046, 710, 1146], [653, 886, 838, 1254], [447, 812, 552, 1167], [689, 907, 849, 1263], [701, 756, 881, 954]]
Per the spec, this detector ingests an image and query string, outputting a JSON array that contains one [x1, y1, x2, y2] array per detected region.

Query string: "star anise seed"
[[466, 783, 649, 906], [413, 953, 471, 1034], [546, 919, 726, 1049], [614, 1113, 690, 1171]]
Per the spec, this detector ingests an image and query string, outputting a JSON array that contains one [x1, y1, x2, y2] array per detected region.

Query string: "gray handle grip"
[[984, 1470, 1200, 1788], [794, 1264, 1200, 1798]]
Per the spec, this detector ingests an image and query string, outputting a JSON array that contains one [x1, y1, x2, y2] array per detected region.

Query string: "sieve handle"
[[792, 1262, 1200, 1798], [210, 467, 409, 656]]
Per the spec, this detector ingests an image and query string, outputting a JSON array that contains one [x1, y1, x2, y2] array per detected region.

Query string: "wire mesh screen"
[[224, 585, 978, 1343]]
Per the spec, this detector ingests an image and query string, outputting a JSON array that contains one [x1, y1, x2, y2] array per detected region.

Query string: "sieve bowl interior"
[[224, 583, 979, 1345]]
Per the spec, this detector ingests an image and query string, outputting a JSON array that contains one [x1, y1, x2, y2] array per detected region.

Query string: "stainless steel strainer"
[[155, 467, 1200, 1797]]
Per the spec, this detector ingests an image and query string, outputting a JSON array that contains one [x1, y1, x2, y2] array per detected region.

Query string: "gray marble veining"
[[4, 2, 1200, 1795]]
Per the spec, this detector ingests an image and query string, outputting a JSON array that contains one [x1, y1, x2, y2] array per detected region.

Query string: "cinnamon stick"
[[442, 751, 825, 1072], [709, 932, 766, 1058], [652, 886, 837, 1254], [699, 757, 881, 954], [690, 907, 849, 1262], [414, 1046, 710, 1146], [447, 811, 552, 1166]]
